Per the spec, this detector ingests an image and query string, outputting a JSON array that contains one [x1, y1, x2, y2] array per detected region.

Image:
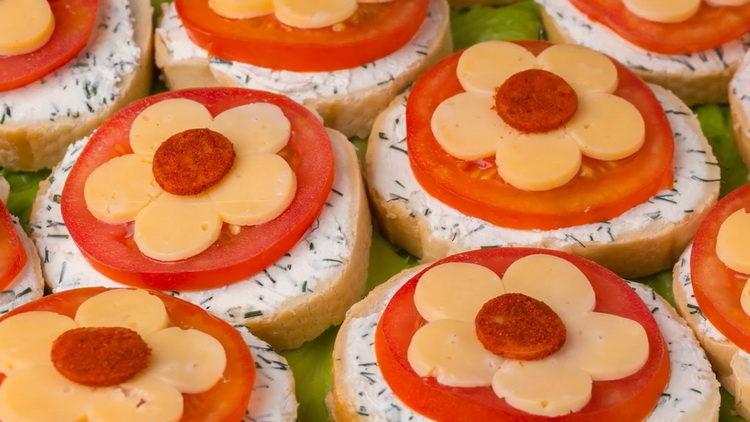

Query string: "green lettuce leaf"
[[451, 1, 544, 50]]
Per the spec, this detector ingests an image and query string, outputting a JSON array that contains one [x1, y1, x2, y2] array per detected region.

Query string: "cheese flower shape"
[[208, 0, 394, 29], [407, 254, 650, 417], [716, 209, 750, 316], [623, 0, 749, 24], [84, 98, 296, 262], [432, 41, 646, 192], [0, 0, 55, 56], [0, 289, 227, 422]]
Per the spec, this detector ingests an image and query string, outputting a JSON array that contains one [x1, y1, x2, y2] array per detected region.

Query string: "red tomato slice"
[[0, 203, 26, 291], [692, 184, 750, 351], [61, 88, 334, 291], [376, 248, 670, 421], [174, 0, 428, 72], [0, 287, 255, 422], [407, 40, 674, 231], [0, 0, 98, 92], [570, 0, 750, 54]]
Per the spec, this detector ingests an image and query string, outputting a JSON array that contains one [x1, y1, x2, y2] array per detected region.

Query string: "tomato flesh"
[[376, 248, 670, 421], [570, 0, 750, 54], [692, 185, 750, 352], [1, 288, 255, 422], [174, 0, 428, 72], [0, 0, 98, 92], [0, 203, 26, 291], [407, 41, 674, 231], [61, 88, 334, 291]]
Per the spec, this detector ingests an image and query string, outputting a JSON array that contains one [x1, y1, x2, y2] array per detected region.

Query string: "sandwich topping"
[[83, 98, 296, 262], [406, 255, 649, 417], [715, 207, 750, 315], [0, 289, 237, 422], [375, 248, 670, 421], [209, 0, 394, 29], [175, 0, 429, 71], [407, 40, 674, 230], [569, 0, 750, 54], [432, 41, 644, 192]]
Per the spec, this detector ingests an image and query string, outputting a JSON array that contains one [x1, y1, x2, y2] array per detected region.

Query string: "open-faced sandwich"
[[0, 178, 43, 315], [154, 0, 451, 138], [730, 50, 750, 167], [367, 40, 720, 279], [673, 184, 750, 418], [30, 87, 371, 350], [0, 287, 297, 421], [536, 0, 750, 106], [0, 0, 153, 171], [331, 248, 720, 421]]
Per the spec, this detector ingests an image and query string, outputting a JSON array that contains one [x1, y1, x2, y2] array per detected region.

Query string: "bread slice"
[[331, 265, 721, 421], [153, 0, 452, 139], [673, 246, 750, 420], [31, 129, 371, 351], [0, 0, 153, 171], [538, 1, 747, 106], [366, 85, 719, 279], [730, 52, 750, 168]]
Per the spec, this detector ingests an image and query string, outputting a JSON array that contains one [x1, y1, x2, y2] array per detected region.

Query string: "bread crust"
[[366, 91, 718, 279], [154, 0, 452, 139], [246, 133, 373, 350], [541, 10, 734, 106], [729, 82, 750, 168], [0, 0, 153, 171], [673, 251, 750, 420]]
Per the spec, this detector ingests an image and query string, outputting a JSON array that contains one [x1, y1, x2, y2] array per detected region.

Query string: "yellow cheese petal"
[[716, 209, 750, 274], [143, 327, 227, 394], [0, 311, 76, 374], [556, 313, 649, 381], [0, 0, 54, 56], [0, 366, 92, 422], [414, 262, 504, 322], [210, 103, 291, 155], [502, 254, 595, 317], [130, 99, 213, 157], [495, 131, 581, 191], [457, 41, 537, 95], [273, 0, 357, 29], [407, 320, 502, 387], [566, 94, 645, 161], [209, 0, 273, 19], [706, 0, 750, 4], [88, 377, 183, 422], [84, 155, 163, 224], [134, 193, 222, 262], [537, 44, 618, 95], [492, 360, 592, 417], [623, 0, 701, 23], [209, 154, 296, 226], [75, 289, 169, 337], [431, 92, 512, 160]]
